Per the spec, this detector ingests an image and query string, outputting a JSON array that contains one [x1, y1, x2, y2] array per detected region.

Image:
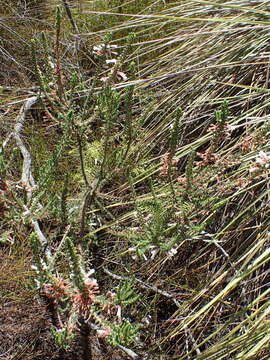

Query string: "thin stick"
[[61, 0, 79, 34], [103, 268, 182, 308]]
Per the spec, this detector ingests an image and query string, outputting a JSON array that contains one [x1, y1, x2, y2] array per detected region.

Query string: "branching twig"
[[117, 344, 140, 360], [13, 96, 38, 198], [6, 96, 52, 259], [79, 179, 99, 237], [103, 268, 182, 308]]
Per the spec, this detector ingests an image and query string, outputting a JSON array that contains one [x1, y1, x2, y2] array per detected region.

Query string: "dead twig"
[[5, 96, 52, 259], [13, 96, 38, 199], [103, 268, 182, 308], [61, 0, 79, 35]]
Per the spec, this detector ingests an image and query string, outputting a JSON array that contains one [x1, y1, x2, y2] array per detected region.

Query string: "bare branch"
[[103, 268, 182, 308], [9, 96, 52, 259]]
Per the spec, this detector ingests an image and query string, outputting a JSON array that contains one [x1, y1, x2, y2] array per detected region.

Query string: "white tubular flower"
[[167, 247, 178, 258], [116, 71, 128, 81], [93, 43, 118, 56], [106, 59, 117, 64], [96, 328, 111, 338], [256, 151, 269, 167]]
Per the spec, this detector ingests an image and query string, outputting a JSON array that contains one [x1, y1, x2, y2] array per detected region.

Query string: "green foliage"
[[115, 280, 139, 306], [127, 194, 181, 257], [30, 232, 52, 288], [122, 85, 135, 162], [169, 107, 183, 157], [50, 326, 74, 351], [60, 174, 69, 227], [40, 31, 53, 81], [65, 237, 86, 292], [98, 85, 121, 126], [215, 100, 229, 124], [0, 145, 6, 177], [185, 150, 195, 190], [108, 320, 138, 347]]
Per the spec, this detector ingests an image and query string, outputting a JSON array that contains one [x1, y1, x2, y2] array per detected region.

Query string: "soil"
[[0, 297, 130, 360]]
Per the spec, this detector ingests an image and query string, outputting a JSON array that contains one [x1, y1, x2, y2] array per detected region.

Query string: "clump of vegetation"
[[1, 0, 270, 359]]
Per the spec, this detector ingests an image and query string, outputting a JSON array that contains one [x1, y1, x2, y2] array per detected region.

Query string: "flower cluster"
[[207, 123, 234, 140], [160, 152, 178, 177], [197, 148, 219, 166], [42, 278, 70, 303], [92, 43, 127, 84], [93, 44, 118, 56], [256, 151, 269, 168], [41, 273, 113, 340], [249, 151, 270, 174], [70, 278, 99, 313]]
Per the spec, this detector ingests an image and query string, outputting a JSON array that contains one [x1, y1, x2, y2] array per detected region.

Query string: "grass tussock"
[[1, 0, 270, 359]]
